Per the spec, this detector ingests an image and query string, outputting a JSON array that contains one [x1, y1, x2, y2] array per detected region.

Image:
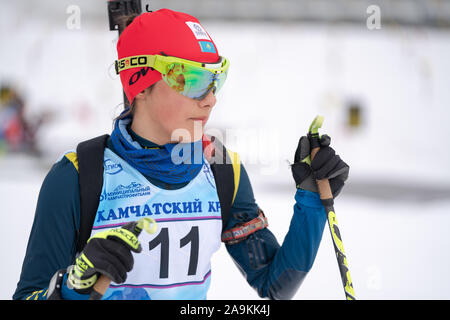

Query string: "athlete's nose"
[[198, 89, 216, 109]]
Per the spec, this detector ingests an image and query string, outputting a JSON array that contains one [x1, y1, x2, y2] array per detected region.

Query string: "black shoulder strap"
[[75, 134, 109, 253], [207, 136, 235, 231]]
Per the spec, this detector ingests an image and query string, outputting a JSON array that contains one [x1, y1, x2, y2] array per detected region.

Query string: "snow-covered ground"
[[1, 14, 450, 300]]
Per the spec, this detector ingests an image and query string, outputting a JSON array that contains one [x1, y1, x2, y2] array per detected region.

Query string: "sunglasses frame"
[[115, 54, 229, 76]]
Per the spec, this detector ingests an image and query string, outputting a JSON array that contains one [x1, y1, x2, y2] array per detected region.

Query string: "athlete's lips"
[[190, 117, 208, 123]]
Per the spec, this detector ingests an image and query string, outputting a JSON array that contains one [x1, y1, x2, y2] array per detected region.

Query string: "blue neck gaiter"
[[110, 116, 204, 184]]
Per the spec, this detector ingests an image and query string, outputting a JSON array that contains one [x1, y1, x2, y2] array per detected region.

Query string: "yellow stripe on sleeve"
[[25, 292, 36, 300], [26, 289, 44, 300], [226, 149, 241, 204]]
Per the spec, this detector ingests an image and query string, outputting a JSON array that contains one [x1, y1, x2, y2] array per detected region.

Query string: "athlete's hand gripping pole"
[[308, 116, 356, 300], [89, 217, 157, 300]]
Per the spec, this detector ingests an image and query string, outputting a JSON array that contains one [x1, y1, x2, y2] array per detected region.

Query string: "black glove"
[[67, 222, 142, 294], [291, 134, 349, 198]]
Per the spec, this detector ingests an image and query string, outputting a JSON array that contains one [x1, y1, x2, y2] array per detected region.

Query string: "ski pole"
[[308, 115, 356, 300], [89, 217, 158, 300]]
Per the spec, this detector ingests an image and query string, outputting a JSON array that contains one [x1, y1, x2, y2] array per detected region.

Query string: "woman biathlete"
[[14, 9, 349, 300]]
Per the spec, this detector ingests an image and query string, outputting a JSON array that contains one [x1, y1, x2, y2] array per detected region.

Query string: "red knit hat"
[[117, 9, 220, 104]]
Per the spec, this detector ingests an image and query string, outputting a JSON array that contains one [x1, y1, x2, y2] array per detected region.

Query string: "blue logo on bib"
[[104, 158, 123, 175]]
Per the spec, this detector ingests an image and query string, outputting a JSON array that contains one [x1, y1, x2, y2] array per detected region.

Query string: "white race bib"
[[92, 148, 222, 300]]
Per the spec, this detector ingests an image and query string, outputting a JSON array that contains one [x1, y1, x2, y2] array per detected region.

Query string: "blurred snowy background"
[[1, 0, 450, 300]]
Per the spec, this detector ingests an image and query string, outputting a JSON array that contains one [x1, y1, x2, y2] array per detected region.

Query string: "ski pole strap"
[[221, 209, 268, 245]]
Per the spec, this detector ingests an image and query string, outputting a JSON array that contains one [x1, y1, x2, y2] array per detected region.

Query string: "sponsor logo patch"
[[104, 158, 123, 175], [185, 21, 211, 40]]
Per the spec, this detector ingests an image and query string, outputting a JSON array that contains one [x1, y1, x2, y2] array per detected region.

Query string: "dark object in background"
[[347, 101, 363, 128], [108, 0, 144, 108], [0, 84, 52, 155]]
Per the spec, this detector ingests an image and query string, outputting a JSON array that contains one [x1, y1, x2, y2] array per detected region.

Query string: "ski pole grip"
[[310, 146, 334, 201], [308, 118, 334, 202], [89, 274, 111, 300]]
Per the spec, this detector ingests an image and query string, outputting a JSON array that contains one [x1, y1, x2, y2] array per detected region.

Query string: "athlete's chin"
[[170, 123, 205, 143]]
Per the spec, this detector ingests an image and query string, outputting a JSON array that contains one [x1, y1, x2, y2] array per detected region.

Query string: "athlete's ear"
[[134, 90, 146, 101], [135, 84, 155, 101]]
